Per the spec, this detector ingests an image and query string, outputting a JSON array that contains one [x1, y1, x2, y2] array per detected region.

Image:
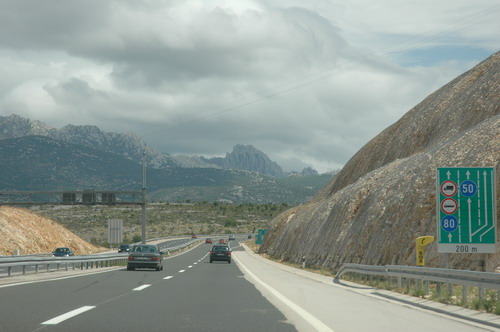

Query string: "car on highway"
[[209, 244, 231, 263], [118, 244, 130, 252], [192, 234, 197, 239], [228, 235, 236, 241], [219, 238, 227, 244], [127, 244, 164, 271], [205, 238, 213, 244], [52, 247, 74, 257]]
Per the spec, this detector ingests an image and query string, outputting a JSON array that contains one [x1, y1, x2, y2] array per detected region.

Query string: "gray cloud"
[[0, 0, 498, 173]]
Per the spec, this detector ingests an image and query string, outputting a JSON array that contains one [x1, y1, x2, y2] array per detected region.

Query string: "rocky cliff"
[[261, 51, 500, 272], [210, 144, 285, 178]]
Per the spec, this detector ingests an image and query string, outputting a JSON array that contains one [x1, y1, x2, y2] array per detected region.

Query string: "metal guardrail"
[[0, 238, 201, 278], [335, 263, 500, 303], [0, 254, 128, 277]]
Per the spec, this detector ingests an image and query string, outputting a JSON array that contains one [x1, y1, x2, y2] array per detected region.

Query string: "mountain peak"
[[222, 144, 284, 178]]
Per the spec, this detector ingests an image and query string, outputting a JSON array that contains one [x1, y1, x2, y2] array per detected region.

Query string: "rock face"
[[210, 144, 285, 178], [260, 52, 500, 272]]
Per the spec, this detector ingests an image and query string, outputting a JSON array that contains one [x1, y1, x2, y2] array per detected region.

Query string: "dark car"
[[127, 244, 164, 271], [52, 247, 74, 257], [209, 245, 231, 263], [228, 235, 236, 241], [118, 244, 130, 253], [205, 238, 213, 244]]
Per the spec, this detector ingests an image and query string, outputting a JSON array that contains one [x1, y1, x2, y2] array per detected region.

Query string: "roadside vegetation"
[[29, 202, 291, 247], [339, 274, 500, 315]]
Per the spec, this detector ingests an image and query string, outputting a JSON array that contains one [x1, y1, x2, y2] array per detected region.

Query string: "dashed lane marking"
[[42, 306, 96, 325], [133, 284, 151, 291]]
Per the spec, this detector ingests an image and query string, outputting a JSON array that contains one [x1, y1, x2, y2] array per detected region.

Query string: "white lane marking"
[[179, 270, 185, 273], [164, 276, 173, 280], [233, 255, 334, 332], [42, 306, 96, 325], [133, 284, 151, 291], [188, 265, 193, 268], [194, 262, 198, 265]]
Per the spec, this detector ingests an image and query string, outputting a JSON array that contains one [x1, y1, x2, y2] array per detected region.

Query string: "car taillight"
[[152, 257, 158, 261], [227, 251, 231, 256], [210, 251, 213, 255], [128, 256, 134, 261]]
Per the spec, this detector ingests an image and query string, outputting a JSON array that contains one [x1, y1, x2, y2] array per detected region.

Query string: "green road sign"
[[437, 167, 497, 253]]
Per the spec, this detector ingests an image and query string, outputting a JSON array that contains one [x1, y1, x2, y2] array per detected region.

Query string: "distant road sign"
[[437, 167, 497, 253]]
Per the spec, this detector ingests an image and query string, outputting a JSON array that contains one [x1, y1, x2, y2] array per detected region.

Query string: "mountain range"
[[0, 114, 334, 204]]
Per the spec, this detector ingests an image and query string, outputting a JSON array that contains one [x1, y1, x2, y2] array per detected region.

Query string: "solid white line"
[[163, 276, 173, 280], [42, 306, 96, 325], [133, 284, 151, 291], [233, 255, 334, 332], [179, 270, 185, 273], [188, 265, 193, 268]]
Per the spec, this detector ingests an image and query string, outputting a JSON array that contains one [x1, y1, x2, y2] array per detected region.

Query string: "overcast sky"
[[0, 0, 499, 173]]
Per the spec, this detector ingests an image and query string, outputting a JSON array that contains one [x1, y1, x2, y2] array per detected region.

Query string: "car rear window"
[[213, 246, 229, 252], [133, 245, 157, 253]]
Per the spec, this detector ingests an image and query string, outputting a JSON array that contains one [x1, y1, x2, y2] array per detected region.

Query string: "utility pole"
[[141, 151, 147, 244]]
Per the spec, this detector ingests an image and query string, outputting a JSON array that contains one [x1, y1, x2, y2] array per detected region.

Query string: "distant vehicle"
[[118, 244, 130, 253], [192, 234, 197, 239], [52, 247, 74, 257], [219, 238, 227, 244], [228, 235, 236, 241], [127, 244, 164, 271], [205, 238, 213, 244], [209, 245, 231, 263], [247, 234, 252, 239]]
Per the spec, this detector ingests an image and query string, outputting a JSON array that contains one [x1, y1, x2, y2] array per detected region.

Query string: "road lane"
[[0, 241, 296, 332]]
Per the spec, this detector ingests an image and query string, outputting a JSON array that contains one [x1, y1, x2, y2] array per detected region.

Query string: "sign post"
[[416, 236, 434, 266], [436, 167, 496, 253]]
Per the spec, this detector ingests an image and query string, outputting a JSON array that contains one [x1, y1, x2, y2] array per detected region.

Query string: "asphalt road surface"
[[1, 239, 499, 332]]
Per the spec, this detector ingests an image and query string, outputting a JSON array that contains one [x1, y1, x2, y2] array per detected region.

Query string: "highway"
[[1, 238, 498, 332]]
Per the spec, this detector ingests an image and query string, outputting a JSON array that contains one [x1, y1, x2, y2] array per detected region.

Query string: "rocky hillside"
[[0, 206, 103, 255], [208, 144, 285, 178], [261, 51, 500, 272]]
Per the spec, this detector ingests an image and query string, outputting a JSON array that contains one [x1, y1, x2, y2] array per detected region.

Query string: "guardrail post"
[[35, 265, 39, 274], [424, 280, 429, 295], [56, 263, 60, 271], [8, 266, 12, 277], [447, 283, 453, 297], [47, 264, 50, 273], [462, 285, 467, 304], [65, 263, 68, 271], [479, 287, 484, 303], [22, 265, 26, 275], [436, 283, 441, 297], [397, 276, 402, 289]]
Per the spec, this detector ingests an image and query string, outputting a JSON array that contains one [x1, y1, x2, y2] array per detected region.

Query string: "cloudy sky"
[[0, 0, 499, 173]]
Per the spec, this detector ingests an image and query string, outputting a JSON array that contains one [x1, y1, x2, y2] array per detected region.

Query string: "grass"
[[340, 273, 500, 315]]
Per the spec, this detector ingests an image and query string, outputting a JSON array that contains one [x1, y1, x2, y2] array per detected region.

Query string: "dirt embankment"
[[0, 206, 104, 255]]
